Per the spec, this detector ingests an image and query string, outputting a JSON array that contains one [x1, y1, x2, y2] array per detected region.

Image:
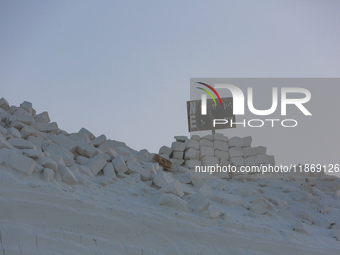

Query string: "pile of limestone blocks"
[[159, 133, 275, 179]]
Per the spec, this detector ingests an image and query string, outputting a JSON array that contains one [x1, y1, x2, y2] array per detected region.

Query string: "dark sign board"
[[187, 97, 236, 132]]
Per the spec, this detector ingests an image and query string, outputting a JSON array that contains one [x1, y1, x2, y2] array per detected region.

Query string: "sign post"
[[187, 97, 236, 133]]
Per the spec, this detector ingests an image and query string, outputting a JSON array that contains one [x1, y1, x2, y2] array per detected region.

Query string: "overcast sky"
[[1, 1, 339, 173]]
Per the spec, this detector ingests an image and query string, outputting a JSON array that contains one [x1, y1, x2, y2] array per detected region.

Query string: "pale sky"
[[1, 1, 339, 173]]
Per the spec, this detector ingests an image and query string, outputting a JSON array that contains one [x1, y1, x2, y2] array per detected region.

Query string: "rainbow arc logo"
[[196, 82, 223, 107]]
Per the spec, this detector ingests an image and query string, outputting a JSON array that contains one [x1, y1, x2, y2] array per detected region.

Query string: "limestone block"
[[0, 97, 10, 111], [78, 165, 95, 178], [190, 172, 205, 188], [43, 168, 54, 182], [60, 153, 75, 167], [52, 134, 77, 153], [200, 146, 214, 159], [213, 133, 228, 142], [126, 162, 150, 181], [76, 155, 89, 165], [256, 154, 268, 164], [35, 111, 50, 123], [92, 134, 107, 146], [159, 145, 173, 156], [8, 138, 36, 149], [254, 146, 267, 155], [160, 180, 184, 197], [190, 135, 200, 141], [213, 140, 228, 151], [184, 148, 200, 160], [159, 194, 188, 212], [185, 139, 200, 150], [14, 115, 34, 126], [244, 156, 259, 166], [236, 187, 254, 197], [267, 155, 275, 165], [78, 127, 95, 140], [293, 221, 310, 235], [39, 156, 58, 171], [229, 146, 243, 157], [242, 136, 252, 147], [6, 127, 21, 138], [214, 150, 228, 160], [76, 140, 98, 158], [23, 149, 42, 158], [153, 171, 174, 188], [9, 152, 36, 175], [171, 141, 185, 152], [188, 192, 210, 207], [19, 101, 33, 114], [185, 159, 201, 169], [20, 126, 38, 139], [0, 126, 6, 136], [242, 147, 257, 157], [174, 136, 187, 142], [0, 136, 13, 149], [228, 137, 243, 147], [33, 122, 58, 132], [87, 154, 107, 175], [201, 156, 219, 167], [57, 163, 78, 186], [202, 134, 213, 141], [103, 162, 117, 181], [171, 150, 183, 159], [230, 156, 245, 166], [200, 139, 213, 147]]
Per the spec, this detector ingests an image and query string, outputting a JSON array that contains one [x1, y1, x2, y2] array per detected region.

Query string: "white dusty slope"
[[0, 98, 340, 255]]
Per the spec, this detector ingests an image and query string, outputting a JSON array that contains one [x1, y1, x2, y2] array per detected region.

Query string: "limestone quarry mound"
[[0, 97, 340, 255]]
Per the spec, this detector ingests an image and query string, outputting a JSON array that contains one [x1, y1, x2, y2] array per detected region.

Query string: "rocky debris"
[[0, 97, 340, 241]]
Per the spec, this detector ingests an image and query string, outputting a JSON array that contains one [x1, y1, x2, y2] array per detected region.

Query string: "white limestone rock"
[[190, 172, 205, 188], [190, 135, 200, 141], [243, 136, 252, 147], [244, 156, 259, 166], [0, 97, 10, 111], [87, 154, 107, 175], [6, 127, 21, 138], [202, 134, 213, 141], [23, 149, 42, 158], [254, 146, 266, 155], [20, 126, 38, 139], [51, 134, 77, 153], [57, 163, 78, 186], [0, 136, 13, 149], [185, 139, 200, 150], [19, 101, 33, 114], [213, 140, 228, 151], [228, 137, 243, 147], [199, 139, 213, 147], [159, 194, 188, 212], [76, 155, 89, 165], [159, 145, 173, 156], [14, 115, 34, 126], [185, 159, 201, 169], [39, 156, 58, 171], [126, 162, 150, 181], [213, 133, 228, 142], [267, 155, 275, 165], [103, 162, 117, 181], [78, 127, 95, 140], [160, 180, 184, 197], [249, 201, 268, 214], [171, 150, 183, 159], [242, 147, 257, 157], [35, 111, 50, 123], [293, 221, 310, 235], [8, 138, 36, 149], [201, 156, 219, 167], [184, 148, 200, 160], [230, 156, 245, 167], [171, 141, 185, 152], [214, 150, 229, 160], [256, 154, 268, 164], [33, 122, 58, 132], [153, 171, 174, 188], [112, 155, 128, 173], [9, 152, 36, 175], [229, 146, 243, 157], [200, 146, 214, 159], [76, 139, 98, 158], [92, 134, 107, 146], [43, 168, 54, 182], [174, 136, 187, 142]]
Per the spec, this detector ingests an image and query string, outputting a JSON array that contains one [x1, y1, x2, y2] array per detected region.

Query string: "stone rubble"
[[0, 97, 340, 243]]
